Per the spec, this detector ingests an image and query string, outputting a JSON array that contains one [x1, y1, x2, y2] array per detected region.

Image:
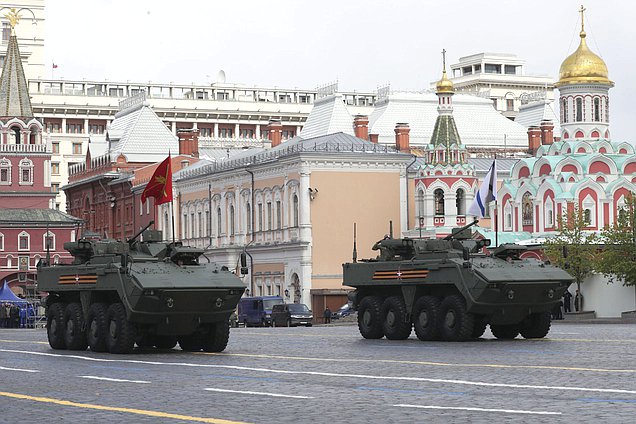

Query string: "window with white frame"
[[456, 189, 465, 216], [190, 212, 195, 238], [276, 200, 281, 230], [182, 213, 187, 239], [18, 231, 30, 251], [504, 202, 512, 230], [43, 231, 55, 250], [267, 202, 272, 230], [229, 205, 235, 235], [292, 195, 299, 227], [258, 203, 263, 232], [0, 158, 11, 184], [545, 198, 554, 228], [146, 200, 150, 215], [217, 208, 222, 236], [198, 211, 202, 238], [140, 199, 143, 215], [434, 189, 445, 215], [582, 195, 596, 226], [19, 158, 33, 185], [616, 196, 627, 222], [0, 232, 4, 250]]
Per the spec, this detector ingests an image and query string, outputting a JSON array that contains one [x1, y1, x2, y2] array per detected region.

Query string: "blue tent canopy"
[[0, 281, 27, 304]]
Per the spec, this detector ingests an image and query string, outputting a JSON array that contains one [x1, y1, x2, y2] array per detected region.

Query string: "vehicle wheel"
[[105, 303, 135, 354], [155, 335, 178, 349], [438, 295, 474, 342], [357, 296, 384, 339], [202, 321, 230, 352], [179, 333, 202, 352], [520, 312, 551, 339], [472, 316, 488, 339], [413, 296, 440, 341], [64, 303, 88, 350], [381, 296, 412, 340], [490, 324, 519, 340], [47, 302, 67, 350], [87, 303, 108, 352]]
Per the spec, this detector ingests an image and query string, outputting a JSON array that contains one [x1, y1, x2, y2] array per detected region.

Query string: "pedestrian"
[[323, 307, 331, 324], [0, 302, 6, 328], [4, 303, 10, 328], [563, 290, 572, 313], [574, 289, 584, 312], [10, 304, 19, 328]]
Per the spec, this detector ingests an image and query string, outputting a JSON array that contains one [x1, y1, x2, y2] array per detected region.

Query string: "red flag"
[[141, 155, 172, 205]]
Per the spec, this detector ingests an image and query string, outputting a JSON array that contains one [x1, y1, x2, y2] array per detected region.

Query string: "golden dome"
[[556, 8, 612, 87], [436, 69, 454, 94]]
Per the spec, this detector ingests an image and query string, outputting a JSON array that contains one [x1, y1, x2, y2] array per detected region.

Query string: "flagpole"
[[170, 198, 176, 245], [494, 153, 498, 248]]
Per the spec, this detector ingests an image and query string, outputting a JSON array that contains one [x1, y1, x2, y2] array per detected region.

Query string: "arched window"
[[229, 205, 235, 235], [292, 194, 299, 227], [617, 196, 627, 222], [416, 188, 425, 220], [217, 207, 222, 236], [504, 202, 512, 230], [43, 231, 55, 250], [434, 189, 445, 216], [582, 195, 596, 227], [18, 231, 30, 251], [11, 126, 21, 144], [522, 192, 533, 226], [593, 97, 600, 122], [456, 189, 465, 216], [575, 98, 583, 122], [545, 198, 554, 228], [246, 202, 252, 233], [0, 158, 12, 184], [562, 98, 568, 123], [19, 158, 33, 185]]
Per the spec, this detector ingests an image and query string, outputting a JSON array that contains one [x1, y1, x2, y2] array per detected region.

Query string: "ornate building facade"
[[414, 54, 478, 235], [0, 10, 78, 295]]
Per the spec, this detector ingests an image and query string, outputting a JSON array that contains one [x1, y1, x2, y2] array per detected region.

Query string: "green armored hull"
[[37, 222, 246, 354], [343, 221, 573, 342]]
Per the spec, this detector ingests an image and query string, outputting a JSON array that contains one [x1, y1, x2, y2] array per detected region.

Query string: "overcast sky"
[[45, 0, 634, 141]]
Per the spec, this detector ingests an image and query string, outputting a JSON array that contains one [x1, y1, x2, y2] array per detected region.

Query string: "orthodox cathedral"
[[497, 7, 636, 235]]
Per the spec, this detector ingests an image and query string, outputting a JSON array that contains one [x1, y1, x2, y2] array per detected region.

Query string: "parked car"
[[238, 296, 284, 327], [272, 303, 313, 327], [332, 303, 355, 320]]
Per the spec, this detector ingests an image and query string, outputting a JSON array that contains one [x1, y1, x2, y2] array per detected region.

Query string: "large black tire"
[[472, 316, 488, 339], [87, 303, 108, 352], [381, 296, 412, 340], [438, 295, 474, 341], [490, 324, 519, 340], [357, 296, 384, 339], [47, 302, 67, 350], [413, 296, 440, 341], [154, 335, 178, 349], [202, 321, 230, 352], [520, 312, 551, 339], [64, 303, 88, 350], [105, 303, 135, 354], [179, 333, 203, 352]]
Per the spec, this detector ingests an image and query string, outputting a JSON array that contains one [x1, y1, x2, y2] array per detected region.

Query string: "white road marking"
[[0, 366, 39, 373], [205, 388, 312, 399], [79, 375, 151, 384], [394, 404, 561, 415], [2, 348, 635, 395]]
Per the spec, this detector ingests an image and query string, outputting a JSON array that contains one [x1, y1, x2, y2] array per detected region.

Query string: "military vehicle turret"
[[37, 221, 246, 354], [342, 220, 573, 342]]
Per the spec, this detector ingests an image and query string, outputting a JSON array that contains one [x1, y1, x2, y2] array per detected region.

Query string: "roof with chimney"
[[0, 34, 33, 119], [104, 93, 179, 163], [298, 93, 355, 139], [515, 100, 562, 138], [369, 92, 528, 148]]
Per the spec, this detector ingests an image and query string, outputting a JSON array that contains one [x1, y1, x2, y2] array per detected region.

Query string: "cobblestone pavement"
[[1, 322, 636, 423]]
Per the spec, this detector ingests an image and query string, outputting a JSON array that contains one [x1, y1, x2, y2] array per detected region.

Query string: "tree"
[[543, 205, 597, 306], [595, 193, 636, 287]]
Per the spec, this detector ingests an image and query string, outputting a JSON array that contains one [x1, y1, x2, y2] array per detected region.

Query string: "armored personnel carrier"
[[342, 220, 573, 342], [37, 222, 246, 354]]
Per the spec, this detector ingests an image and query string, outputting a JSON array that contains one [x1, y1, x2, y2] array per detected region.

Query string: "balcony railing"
[[0, 144, 48, 153]]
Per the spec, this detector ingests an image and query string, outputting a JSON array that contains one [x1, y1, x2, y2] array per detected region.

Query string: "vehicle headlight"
[[265, 314, 271, 318], [291, 315, 302, 318]]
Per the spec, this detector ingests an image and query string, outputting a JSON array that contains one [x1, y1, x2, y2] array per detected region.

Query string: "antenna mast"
[[352, 223, 357, 263]]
